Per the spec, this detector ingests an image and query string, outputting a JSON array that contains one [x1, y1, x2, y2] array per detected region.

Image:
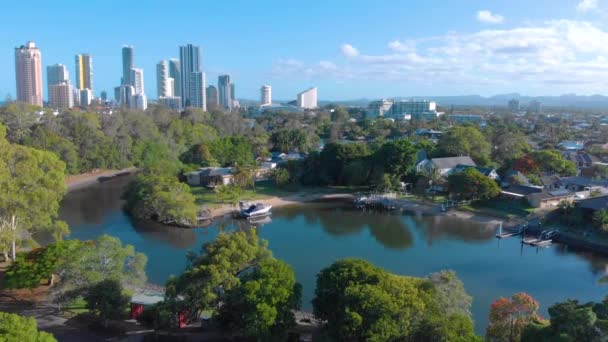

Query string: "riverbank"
[[65, 167, 137, 192], [204, 191, 522, 228], [207, 192, 357, 219]]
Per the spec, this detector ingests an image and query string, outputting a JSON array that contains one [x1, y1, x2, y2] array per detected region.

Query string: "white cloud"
[[477, 10, 504, 24], [271, 20, 608, 92], [577, 0, 598, 12], [340, 43, 359, 57]]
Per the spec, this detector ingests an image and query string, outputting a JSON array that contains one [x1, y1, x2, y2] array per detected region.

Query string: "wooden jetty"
[[354, 192, 398, 210], [496, 222, 528, 239], [522, 230, 559, 246]]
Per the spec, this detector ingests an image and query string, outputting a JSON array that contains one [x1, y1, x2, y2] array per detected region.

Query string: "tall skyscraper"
[[188, 72, 206, 110], [218, 75, 232, 111], [79, 89, 93, 107], [297, 87, 318, 109], [47, 64, 69, 98], [230, 83, 235, 101], [122, 46, 134, 85], [156, 60, 173, 98], [15, 41, 43, 106], [168, 59, 181, 98], [261, 85, 271, 106], [75, 53, 93, 92], [130, 68, 144, 95], [179, 44, 204, 108], [49, 82, 73, 109], [206, 85, 218, 111]]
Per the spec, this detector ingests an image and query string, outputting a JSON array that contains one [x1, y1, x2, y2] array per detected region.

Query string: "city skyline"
[[4, 0, 608, 100]]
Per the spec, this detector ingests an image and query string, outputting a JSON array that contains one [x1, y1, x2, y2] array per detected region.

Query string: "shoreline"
[[206, 192, 357, 219], [204, 192, 520, 227], [65, 167, 137, 192]]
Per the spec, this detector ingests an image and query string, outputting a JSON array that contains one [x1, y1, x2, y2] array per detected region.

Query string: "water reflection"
[[59, 176, 132, 225], [132, 219, 199, 249], [411, 215, 495, 246]]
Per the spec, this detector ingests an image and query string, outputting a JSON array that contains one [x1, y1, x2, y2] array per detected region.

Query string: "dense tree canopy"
[[438, 126, 492, 166], [0, 312, 57, 342], [0, 124, 67, 259], [164, 230, 301, 338], [448, 168, 501, 201], [312, 258, 479, 341]]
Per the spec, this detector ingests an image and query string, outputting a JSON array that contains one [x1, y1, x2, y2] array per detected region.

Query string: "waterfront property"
[[59, 178, 608, 334], [185, 167, 234, 187], [416, 156, 477, 176]]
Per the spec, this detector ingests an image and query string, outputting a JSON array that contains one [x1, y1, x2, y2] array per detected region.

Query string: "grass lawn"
[[63, 297, 89, 316], [191, 181, 365, 208], [191, 181, 297, 208], [472, 199, 535, 218]]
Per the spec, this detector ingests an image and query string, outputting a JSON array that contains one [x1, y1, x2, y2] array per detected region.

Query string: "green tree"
[[547, 300, 600, 341], [215, 259, 301, 339], [593, 209, 608, 231], [166, 230, 272, 322], [270, 168, 291, 188], [313, 258, 431, 341], [530, 150, 577, 176], [447, 168, 500, 201], [125, 173, 198, 227], [438, 126, 492, 166], [51, 235, 147, 307], [0, 125, 67, 259], [0, 312, 57, 342], [84, 279, 131, 328], [374, 139, 418, 180]]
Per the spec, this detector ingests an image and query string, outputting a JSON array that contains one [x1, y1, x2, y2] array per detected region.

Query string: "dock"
[[496, 222, 528, 239], [354, 192, 399, 210], [522, 230, 559, 247]]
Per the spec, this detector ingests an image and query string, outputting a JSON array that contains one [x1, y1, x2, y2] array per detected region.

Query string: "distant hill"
[[317, 94, 608, 110]]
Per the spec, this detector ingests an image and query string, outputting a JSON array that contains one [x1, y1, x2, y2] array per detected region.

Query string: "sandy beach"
[[65, 167, 137, 192], [207, 192, 356, 219]]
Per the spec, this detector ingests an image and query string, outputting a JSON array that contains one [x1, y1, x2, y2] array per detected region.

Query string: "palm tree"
[[593, 209, 608, 231], [421, 166, 443, 200]]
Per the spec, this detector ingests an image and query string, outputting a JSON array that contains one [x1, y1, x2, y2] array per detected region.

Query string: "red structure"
[[178, 311, 189, 328], [130, 303, 144, 320]]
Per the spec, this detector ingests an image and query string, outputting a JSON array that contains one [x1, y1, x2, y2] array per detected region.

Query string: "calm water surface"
[[59, 176, 608, 333]]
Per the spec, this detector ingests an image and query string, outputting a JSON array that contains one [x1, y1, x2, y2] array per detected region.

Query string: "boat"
[[239, 202, 272, 218]]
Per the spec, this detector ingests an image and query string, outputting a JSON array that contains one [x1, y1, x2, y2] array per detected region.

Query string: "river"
[[59, 176, 608, 333]]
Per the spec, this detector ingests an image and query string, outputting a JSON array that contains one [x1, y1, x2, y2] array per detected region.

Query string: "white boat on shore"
[[239, 202, 272, 218]]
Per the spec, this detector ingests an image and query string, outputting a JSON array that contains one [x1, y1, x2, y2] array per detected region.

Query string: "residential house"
[[501, 170, 530, 187], [186, 167, 234, 187], [416, 156, 476, 176], [563, 151, 600, 169], [414, 128, 444, 140], [558, 141, 584, 151], [526, 189, 577, 208], [255, 162, 277, 179], [576, 195, 608, 213], [270, 151, 306, 164], [500, 184, 543, 200]]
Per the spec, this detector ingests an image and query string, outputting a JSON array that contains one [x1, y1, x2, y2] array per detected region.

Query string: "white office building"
[[159, 96, 181, 110], [189, 71, 206, 110], [389, 100, 442, 120], [367, 99, 393, 118], [261, 85, 271, 106], [130, 68, 144, 95], [297, 87, 317, 109], [131, 93, 147, 111], [79, 88, 93, 107], [49, 82, 73, 109], [156, 60, 174, 98]]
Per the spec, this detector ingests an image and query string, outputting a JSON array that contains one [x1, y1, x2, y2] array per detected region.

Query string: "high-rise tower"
[[15, 41, 43, 106]]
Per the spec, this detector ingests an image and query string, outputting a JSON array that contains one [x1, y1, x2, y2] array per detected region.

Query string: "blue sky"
[[2, 0, 608, 101]]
